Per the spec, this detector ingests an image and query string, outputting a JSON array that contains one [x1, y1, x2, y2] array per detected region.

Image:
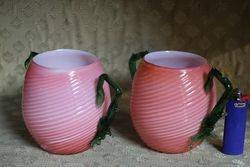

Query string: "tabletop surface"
[[0, 92, 249, 167]]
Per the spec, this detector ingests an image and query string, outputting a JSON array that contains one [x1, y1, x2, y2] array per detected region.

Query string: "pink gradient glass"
[[22, 49, 122, 154], [129, 51, 217, 153]]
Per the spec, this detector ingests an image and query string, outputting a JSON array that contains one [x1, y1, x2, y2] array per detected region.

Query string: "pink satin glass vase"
[[129, 51, 216, 153], [22, 49, 121, 154]]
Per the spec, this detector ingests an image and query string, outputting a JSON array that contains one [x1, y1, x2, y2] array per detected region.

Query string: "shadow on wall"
[[123, 0, 250, 89], [121, 0, 250, 94], [208, 44, 250, 95]]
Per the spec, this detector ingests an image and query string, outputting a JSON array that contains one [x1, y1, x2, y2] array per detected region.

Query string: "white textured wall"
[[0, 0, 249, 95]]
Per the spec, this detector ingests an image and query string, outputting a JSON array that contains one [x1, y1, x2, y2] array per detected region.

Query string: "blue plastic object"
[[222, 99, 248, 155]]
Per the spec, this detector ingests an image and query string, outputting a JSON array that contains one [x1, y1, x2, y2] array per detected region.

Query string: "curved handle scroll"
[[191, 68, 233, 142], [128, 51, 149, 79], [91, 74, 122, 146], [24, 52, 39, 69]]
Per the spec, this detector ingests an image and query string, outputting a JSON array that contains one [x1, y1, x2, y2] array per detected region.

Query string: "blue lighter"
[[222, 90, 249, 155]]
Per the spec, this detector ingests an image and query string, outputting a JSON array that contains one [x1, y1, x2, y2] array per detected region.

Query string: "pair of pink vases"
[[22, 49, 216, 154]]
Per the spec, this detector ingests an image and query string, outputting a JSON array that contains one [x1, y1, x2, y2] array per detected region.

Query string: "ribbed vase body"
[[22, 58, 110, 154], [130, 60, 216, 153]]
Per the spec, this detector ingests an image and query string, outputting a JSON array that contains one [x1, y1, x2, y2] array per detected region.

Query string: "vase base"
[[145, 140, 203, 154], [40, 144, 91, 155]]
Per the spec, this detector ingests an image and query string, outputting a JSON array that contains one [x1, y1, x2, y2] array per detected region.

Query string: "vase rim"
[[144, 50, 208, 70], [32, 49, 100, 71]]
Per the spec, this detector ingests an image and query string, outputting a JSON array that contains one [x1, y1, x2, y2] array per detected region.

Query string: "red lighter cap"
[[242, 95, 250, 101]]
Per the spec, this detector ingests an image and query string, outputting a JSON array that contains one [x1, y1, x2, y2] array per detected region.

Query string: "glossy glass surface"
[[22, 49, 111, 154], [130, 51, 216, 153]]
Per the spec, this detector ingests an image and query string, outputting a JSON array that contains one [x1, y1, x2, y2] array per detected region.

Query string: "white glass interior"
[[144, 51, 207, 69], [33, 49, 97, 69]]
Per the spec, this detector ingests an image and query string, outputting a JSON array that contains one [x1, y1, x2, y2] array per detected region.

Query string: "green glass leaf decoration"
[[91, 74, 122, 147], [24, 52, 39, 69], [96, 78, 105, 107], [191, 68, 233, 142], [204, 69, 214, 92], [129, 50, 149, 79]]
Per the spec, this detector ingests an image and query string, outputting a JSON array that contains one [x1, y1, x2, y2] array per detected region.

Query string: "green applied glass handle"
[[128, 51, 149, 79], [91, 74, 122, 146], [191, 68, 234, 142], [24, 52, 39, 69]]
